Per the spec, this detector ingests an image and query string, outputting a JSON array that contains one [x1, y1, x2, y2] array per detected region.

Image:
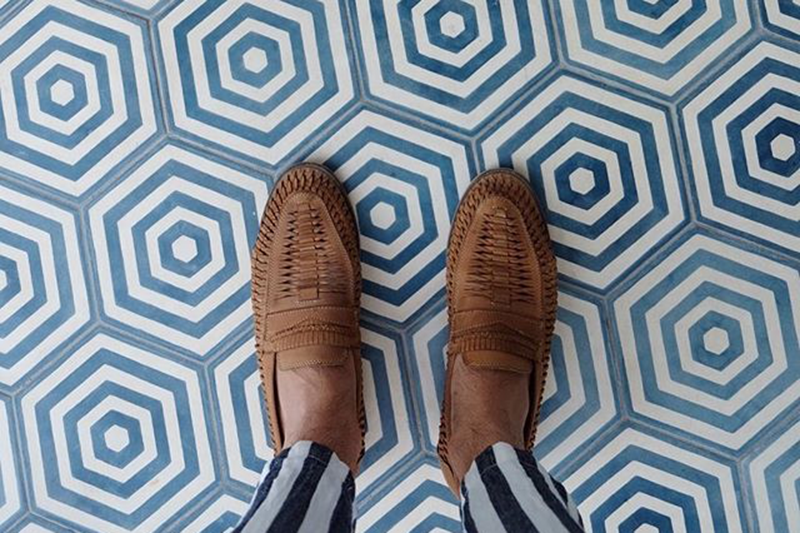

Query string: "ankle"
[[283, 421, 353, 453], [276, 364, 362, 473], [447, 356, 529, 481], [449, 422, 524, 480]]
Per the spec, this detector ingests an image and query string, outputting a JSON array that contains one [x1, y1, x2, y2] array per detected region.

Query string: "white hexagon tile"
[[0, 0, 798, 532]]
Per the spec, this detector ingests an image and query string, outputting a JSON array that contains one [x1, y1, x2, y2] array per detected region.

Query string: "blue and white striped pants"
[[234, 441, 584, 532]]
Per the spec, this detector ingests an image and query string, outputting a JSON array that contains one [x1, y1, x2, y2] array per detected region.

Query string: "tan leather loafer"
[[251, 163, 365, 463], [438, 169, 558, 496]]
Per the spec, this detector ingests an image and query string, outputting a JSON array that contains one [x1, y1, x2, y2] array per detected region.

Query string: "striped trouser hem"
[[235, 441, 584, 533], [461, 442, 585, 532], [232, 441, 355, 533]]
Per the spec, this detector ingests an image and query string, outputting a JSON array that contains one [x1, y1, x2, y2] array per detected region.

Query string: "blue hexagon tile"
[[682, 41, 800, 259], [553, 0, 753, 96], [761, 0, 800, 39], [0, 0, 161, 199], [479, 73, 688, 290], [19, 332, 219, 532], [349, 0, 557, 133], [86, 142, 270, 358], [0, 181, 91, 386], [612, 232, 800, 454], [0, 0, 799, 531], [560, 426, 747, 532], [155, 0, 359, 168]]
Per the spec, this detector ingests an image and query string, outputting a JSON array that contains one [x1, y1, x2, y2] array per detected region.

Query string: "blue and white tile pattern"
[[0, 0, 798, 531]]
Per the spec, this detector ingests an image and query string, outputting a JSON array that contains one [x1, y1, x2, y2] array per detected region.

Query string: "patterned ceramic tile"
[[156, 0, 358, 168], [19, 333, 218, 532], [761, 0, 800, 39], [744, 417, 800, 533], [0, 395, 23, 528], [553, 0, 753, 96], [682, 41, 800, 259], [349, 0, 556, 132], [561, 426, 747, 532], [612, 231, 800, 454], [479, 73, 688, 290], [1, 0, 799, 531], [356, 461, 461, 533], [87, 143, 269, 357], [0, 0, 160, 198], [0, 181, 90, 385]]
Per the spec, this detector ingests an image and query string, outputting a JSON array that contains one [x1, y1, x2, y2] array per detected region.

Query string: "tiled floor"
[[0, 0, 798, 531]]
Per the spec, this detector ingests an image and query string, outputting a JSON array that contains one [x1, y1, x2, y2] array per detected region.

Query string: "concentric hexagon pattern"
[[157, 0, 357, 167], [555, 0, 752, 95], [0, 0, 798, 531], [683, 41, 800, 258], [20, 333, 216, 532], [613, 233, 800, 453], [0, 0, 159, 197]]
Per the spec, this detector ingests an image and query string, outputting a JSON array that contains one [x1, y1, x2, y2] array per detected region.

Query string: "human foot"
[[438, 169, 558, 496], [446, 355, 530, 482], [251, 164, 364, 474], [277, 356, 363, 472]]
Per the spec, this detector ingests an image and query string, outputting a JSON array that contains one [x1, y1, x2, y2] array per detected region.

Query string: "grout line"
[[6, 393, 32, 528], [749, 0, 766, 33], [396, 330, 435, 454], [0, 171, 83, 211], [25, 513, 80, 533], [736, 459, 759, 533], [695, 221, 800, 267], [597, 294, 633, 423], [362, 97, 477, 144], [544, 0, 568, 65], [472, 64, 563, 143], [668, 104, 701, 224], [340, 0, 370, 104], [146, 15, 175, 142], [85, 0, 152, 20]]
